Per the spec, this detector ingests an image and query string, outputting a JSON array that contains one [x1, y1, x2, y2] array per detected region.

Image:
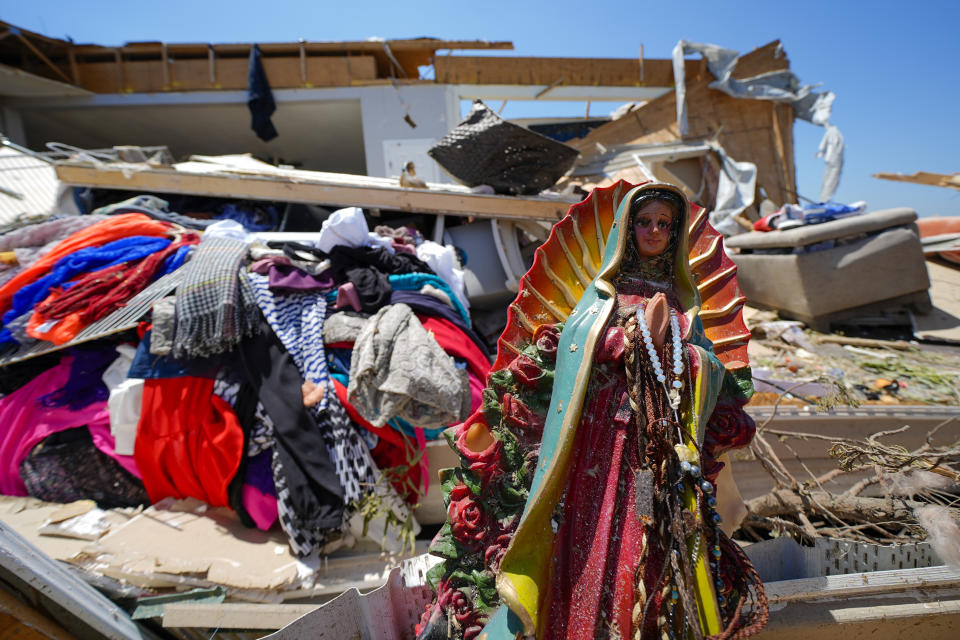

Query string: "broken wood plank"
[[162, 603, 320, 630], [764, 565, 960, 603], [873, 171, 960, 191], [815, 335, 913, 350], [55, 164, 572, 222], [74, 55, 378, 92], [435, 55, 698, 88]]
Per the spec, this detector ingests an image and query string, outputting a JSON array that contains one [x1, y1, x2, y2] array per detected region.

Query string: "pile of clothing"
[[0, 199, 490, 558], [752, 200, 867, 232]]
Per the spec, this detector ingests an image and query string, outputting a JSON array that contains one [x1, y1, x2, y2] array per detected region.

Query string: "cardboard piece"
[[71, 498, 301, 591]]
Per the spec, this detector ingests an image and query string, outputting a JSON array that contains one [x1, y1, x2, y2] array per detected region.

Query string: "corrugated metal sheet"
[[0, 145, 59, 226]]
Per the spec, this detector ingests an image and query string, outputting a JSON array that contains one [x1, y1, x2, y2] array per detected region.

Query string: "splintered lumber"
[[568, 41, 797, 206], [873, 171, 960, 191], [54, 163, 573, 221], [435, 56, 705, 88]]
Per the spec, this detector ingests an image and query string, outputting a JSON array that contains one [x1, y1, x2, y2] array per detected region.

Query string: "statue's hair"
[[619, 189, 683, 280]]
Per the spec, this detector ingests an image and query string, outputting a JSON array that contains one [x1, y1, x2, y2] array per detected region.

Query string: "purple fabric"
[[389, 290, 490, 357], [268, 263, 335, 292], [250, 256, 291, 274], [0, 356, 113, 495], [242, 449, 277, 530], [245, 449, 276, 495], [39, 346, 117, 410]]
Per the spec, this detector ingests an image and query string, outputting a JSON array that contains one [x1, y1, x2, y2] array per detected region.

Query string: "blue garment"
[[159, 244, 192, 277], [247, 272, 329, 411], [388, 273, 471, 328], [127, 331, 222, 379], [217, 203, 277, 232], [801, 201, 866, 225], [248, 44, 278, 142], [3, 236, 171, 328], [326, 348, 353, 376]]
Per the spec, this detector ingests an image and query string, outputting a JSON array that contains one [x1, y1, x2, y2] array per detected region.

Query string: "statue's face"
[[633, 200, 674, 257]]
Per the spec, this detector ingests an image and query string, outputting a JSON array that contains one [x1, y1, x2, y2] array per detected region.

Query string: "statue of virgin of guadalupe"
[[416, 182, 767, 640]]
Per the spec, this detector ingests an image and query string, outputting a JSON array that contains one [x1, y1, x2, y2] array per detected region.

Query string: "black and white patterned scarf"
[[172, 236, 259, 359]]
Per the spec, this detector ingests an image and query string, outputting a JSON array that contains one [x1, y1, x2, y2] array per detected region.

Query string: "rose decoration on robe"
[[533, 323, 560, 362], [501, 392, 545, 442], [448, 484, 492, 550], [703, 400, 756, 458], [454, 419, 504, 485], [507, 354, 546, 389], [439, 584, 486, 640], [483, 532, 515, 571]]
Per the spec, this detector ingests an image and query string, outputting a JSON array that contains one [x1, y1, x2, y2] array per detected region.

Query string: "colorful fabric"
[[2, 236, 172, 345], [389, 273, 470, 327], [0, 356, 113, 496], [171, 235, 258, 359], [0, 213, 171, 319], [0, 215, 110, 288], [28, 234, 200, 345]]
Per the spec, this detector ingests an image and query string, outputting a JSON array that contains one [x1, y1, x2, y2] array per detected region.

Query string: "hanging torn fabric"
[[248, 44, 278, 142], [237, 316, 345, 557]]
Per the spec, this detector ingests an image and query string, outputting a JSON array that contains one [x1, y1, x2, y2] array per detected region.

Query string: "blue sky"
[[5, 0, 958, 216]]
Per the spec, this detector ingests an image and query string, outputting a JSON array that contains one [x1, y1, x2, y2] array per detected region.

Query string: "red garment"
[[331, 377, 422, 503], [418, 315, 491, 415], [417, 315, 491, 381], [331, 377, 404, 449], [134, 377, 244, 507], [0, 214, 171, 317]]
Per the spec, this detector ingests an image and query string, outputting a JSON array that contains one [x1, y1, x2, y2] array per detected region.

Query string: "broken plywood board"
[[913, 260, 960, 343], [55, 159, 575, 222], [162, 603, 321, 630]]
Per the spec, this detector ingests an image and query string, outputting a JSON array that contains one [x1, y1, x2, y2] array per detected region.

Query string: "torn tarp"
[[707, 141, 757, 237], [672, 40, 843, 201]]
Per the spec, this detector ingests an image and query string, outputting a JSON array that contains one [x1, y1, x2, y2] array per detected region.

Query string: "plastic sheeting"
[[707, 142, 757, 237], [672, 41, 844, 202]]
